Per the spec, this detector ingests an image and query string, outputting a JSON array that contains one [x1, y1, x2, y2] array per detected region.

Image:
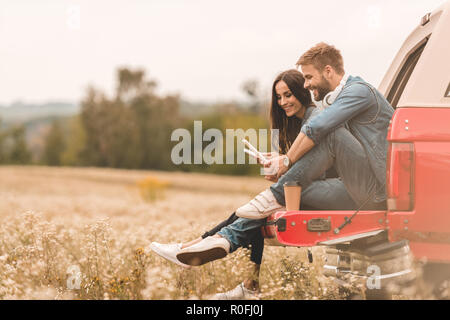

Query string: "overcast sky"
[[0, 0, 446, 105]]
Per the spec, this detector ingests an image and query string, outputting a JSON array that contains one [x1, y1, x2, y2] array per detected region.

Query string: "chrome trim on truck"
[[319, 230, 385, 245]]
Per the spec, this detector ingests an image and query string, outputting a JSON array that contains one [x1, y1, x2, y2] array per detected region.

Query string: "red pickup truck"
[[263, 1, 450, 299]]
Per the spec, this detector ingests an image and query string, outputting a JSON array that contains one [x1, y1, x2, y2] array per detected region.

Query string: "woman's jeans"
[[201, 212, 264, 265], [216, 127, 386, 259]]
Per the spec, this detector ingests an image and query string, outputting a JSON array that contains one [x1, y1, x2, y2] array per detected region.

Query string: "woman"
[[148, 69, 352, 299]]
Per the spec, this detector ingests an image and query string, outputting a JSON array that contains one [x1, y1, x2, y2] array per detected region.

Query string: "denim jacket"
[[300, 76, 394, 202]]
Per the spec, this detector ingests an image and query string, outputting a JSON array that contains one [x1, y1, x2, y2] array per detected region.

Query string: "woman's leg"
[[207, 221, 264, 292], [183, 212, 264, 291], [149, 212, 239, 267], [245, 228, 264, 291], [181, 237, 202, 249], [151, 211, 262, 268], [201, 212, 239, 239], [180, 212, 239, 249], [201, 211, 264, 268], [215, 218, 267, 255], [177, 218, 265, 265]]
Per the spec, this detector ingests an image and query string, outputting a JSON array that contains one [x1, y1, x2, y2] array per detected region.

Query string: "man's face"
[[301, 64, 333, 101]]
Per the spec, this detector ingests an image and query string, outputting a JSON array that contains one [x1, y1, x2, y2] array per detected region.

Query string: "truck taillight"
[[387, 142, 415, 211]]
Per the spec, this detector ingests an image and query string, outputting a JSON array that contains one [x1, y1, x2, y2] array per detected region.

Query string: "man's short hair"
[[296, 42, 345, 75]]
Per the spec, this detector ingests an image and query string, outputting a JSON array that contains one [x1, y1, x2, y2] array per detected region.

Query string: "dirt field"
[[0, 165, 358, 299]]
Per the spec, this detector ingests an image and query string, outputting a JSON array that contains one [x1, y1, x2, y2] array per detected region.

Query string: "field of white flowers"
[[0, 166, 371, 299]]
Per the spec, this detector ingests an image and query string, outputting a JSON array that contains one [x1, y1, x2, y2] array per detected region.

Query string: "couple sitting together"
[[149, 42, 394, 299]]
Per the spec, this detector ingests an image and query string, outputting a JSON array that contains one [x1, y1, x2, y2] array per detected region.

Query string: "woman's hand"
[[265, 175, 278, 182], [264, 155, 289, 180], [256, 152, 279, 165], [262, 152, 279, 159], [257, 152, 282, 182]]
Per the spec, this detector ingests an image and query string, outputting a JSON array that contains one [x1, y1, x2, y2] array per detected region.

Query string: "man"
[[171, 42, 394, 297], [259, 41, 393, 213]]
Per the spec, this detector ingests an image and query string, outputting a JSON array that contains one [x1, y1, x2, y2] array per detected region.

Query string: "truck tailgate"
[[263, 210, 387, 247]]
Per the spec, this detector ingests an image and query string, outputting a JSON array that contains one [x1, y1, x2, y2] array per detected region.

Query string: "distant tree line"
[[0, 124, 32, 164], [1, 68, 271, 176]]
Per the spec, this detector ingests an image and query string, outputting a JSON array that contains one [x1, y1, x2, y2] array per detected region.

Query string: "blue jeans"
[[218, 127, 385, 258], [201, 212, 264, 265], [271, 126, 380, 208]]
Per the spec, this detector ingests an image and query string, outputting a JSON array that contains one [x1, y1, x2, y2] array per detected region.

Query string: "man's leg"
[[271, 127, 379, 209], [235, 127, 376, 219], [301, 178, 357, 210]]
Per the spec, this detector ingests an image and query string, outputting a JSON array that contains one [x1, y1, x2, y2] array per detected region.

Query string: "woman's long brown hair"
[[270, 69, 313, 154]]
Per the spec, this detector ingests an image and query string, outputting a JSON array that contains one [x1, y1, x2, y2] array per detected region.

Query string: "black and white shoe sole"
[[176, 247, 228, 266], [149, 244, 191, 268]]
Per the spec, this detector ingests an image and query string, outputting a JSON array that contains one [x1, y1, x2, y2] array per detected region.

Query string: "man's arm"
[[301, 83, 375, 144], [285, 132, 315, 164], [268, 131, 315, 180], [270, 83, 375, 178]]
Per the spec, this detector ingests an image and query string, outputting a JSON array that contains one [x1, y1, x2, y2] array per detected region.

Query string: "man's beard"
[[312, 76, 333, 101]]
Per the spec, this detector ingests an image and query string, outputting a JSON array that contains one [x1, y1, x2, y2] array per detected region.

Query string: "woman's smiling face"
[[275, 80, 304, 118]]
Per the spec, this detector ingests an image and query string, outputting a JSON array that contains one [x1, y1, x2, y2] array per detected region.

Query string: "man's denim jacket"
[[300, 75, 394, 203]]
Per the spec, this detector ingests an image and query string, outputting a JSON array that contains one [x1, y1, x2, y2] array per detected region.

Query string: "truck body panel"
[[378, 2, 450, 109]]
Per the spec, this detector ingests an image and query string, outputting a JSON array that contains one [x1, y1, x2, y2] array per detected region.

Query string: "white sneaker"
[[147, 242, 191, 269], [210, 282, 259, 300], [236, 189, 284, 219], [176, 236, 230, 266]]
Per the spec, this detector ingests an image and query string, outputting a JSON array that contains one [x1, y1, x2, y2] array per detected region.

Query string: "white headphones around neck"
[[312, 73, 349, 109]]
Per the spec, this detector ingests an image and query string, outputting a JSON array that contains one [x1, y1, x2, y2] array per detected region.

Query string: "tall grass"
[[0, 166, 420, 300]]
